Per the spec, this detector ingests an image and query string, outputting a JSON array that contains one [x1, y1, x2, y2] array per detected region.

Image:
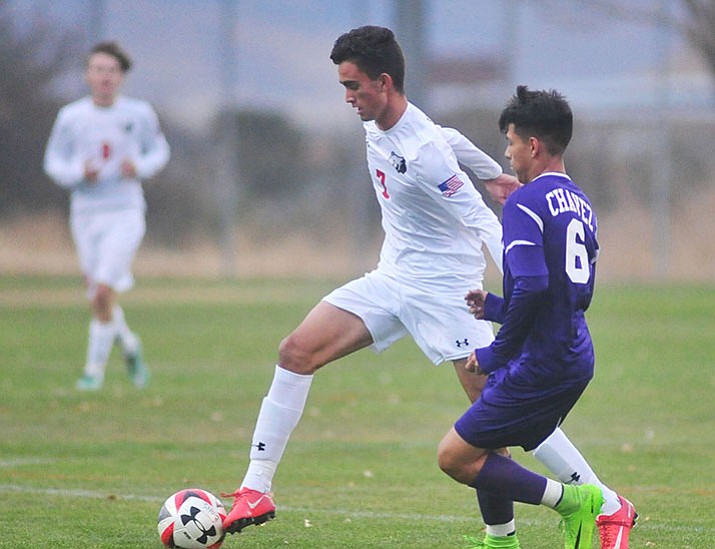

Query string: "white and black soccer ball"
[[158, 488, 227, 549]]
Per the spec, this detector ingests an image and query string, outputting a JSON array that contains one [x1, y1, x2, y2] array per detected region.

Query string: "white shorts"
[[323, 269, 495, 365], [70, 209, 146, 296]]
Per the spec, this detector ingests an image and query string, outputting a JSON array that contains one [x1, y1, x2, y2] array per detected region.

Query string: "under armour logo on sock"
[[455, 338, 469, 347], [569, 471, 581, 483], [252, 442, 266, 451]]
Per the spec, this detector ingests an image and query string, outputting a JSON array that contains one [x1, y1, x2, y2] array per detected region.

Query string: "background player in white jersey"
[[44, 41, 170, 391], [439, 86, 636, 549], [222, 26, 627, 542]]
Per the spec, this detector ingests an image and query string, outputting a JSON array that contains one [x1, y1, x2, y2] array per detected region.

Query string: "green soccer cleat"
[[557, 484, 605, 549], [463, 533, 522, 548], [124, 341, 149, 389]]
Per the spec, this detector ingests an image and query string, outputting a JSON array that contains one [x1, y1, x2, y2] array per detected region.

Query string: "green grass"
[[1, 275, 714, 548]]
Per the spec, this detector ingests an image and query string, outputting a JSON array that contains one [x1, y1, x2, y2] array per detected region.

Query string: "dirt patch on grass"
[[2, 192, 715, 283], [596, 189, 715, 282], [0, 212, 375, 280]]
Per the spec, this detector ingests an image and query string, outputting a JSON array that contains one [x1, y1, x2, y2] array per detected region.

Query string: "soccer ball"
[[157, 488, 227, 549]]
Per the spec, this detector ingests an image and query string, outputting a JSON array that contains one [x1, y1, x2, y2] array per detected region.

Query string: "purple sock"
[[470, 453, 547, 505], [477, 488, 515, 526]]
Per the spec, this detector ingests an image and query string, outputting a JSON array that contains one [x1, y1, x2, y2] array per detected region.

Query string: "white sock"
[[85, 319, 117, 379], [112, 305, 139, 355], [540, 478, 564, 509], [485, 519, 516, 537], [534, 427, 620, 514], [241, 365, 314, 493]]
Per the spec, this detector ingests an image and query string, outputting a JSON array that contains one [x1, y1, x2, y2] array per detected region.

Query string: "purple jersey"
[[475, 172, 599, 388]]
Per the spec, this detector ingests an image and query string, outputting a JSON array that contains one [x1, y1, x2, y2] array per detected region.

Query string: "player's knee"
[[278, 333, 318, 375], [437, 438, 462, 481], [91, 285, 114, 322], [438, 433, 488, 485]]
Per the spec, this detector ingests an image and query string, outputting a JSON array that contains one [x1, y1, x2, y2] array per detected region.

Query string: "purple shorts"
[[454, 368, 590, 451]]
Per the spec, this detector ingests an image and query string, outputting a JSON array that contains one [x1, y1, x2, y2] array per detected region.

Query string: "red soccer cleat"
[[596, 495, 638, 549], [221, 488, 276, 534]]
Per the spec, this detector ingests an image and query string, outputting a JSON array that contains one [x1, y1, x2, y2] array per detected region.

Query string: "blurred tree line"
[[0, 1, 72, 217], [1, 0, 714, 250], [0, 0, 368, 249]]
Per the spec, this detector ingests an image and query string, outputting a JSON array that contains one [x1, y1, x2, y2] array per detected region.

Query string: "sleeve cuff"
[[484, 293, 504, 323], [475, 346, 498, 375]]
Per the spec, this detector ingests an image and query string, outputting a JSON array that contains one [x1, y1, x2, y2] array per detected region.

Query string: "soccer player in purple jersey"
[[438, 86, 636, 549]]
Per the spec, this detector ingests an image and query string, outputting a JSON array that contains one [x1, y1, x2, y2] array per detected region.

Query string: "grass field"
[[1, 274, 714, 548]]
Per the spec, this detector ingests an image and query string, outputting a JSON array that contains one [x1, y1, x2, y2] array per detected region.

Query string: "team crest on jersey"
[[438, 174, 464, 197], [389, 151, 407, 174]]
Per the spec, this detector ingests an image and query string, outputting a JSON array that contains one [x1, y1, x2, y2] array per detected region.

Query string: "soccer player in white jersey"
[[44, 42, 170, 391], [222, 27, 632, 547], [438, 86, 637, 549]]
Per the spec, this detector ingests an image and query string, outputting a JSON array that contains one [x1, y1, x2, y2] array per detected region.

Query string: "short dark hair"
[[89, 41, 132, 72], [498, 85, 573, 155], [330, 25, 405, 94]]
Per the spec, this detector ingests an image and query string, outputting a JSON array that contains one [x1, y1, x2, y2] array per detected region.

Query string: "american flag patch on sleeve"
[[438, 175, 464, 197]]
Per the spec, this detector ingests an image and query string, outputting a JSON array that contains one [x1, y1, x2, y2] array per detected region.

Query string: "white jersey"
[[44, 95, 170, 216], [364, 103, 503, 283]]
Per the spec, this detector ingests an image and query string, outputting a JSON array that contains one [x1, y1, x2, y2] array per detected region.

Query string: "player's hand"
[[483, 173, 521, 205], [464, 351, 484, 375], [84, 160, 99, 183], [465, 289, 488, 319], [121, 159, 137, 178]]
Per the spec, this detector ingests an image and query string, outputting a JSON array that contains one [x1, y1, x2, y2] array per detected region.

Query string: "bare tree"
[[0, 0, 78, 217], [571, 0, 715, 92], [682, 0, 715, 87]]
